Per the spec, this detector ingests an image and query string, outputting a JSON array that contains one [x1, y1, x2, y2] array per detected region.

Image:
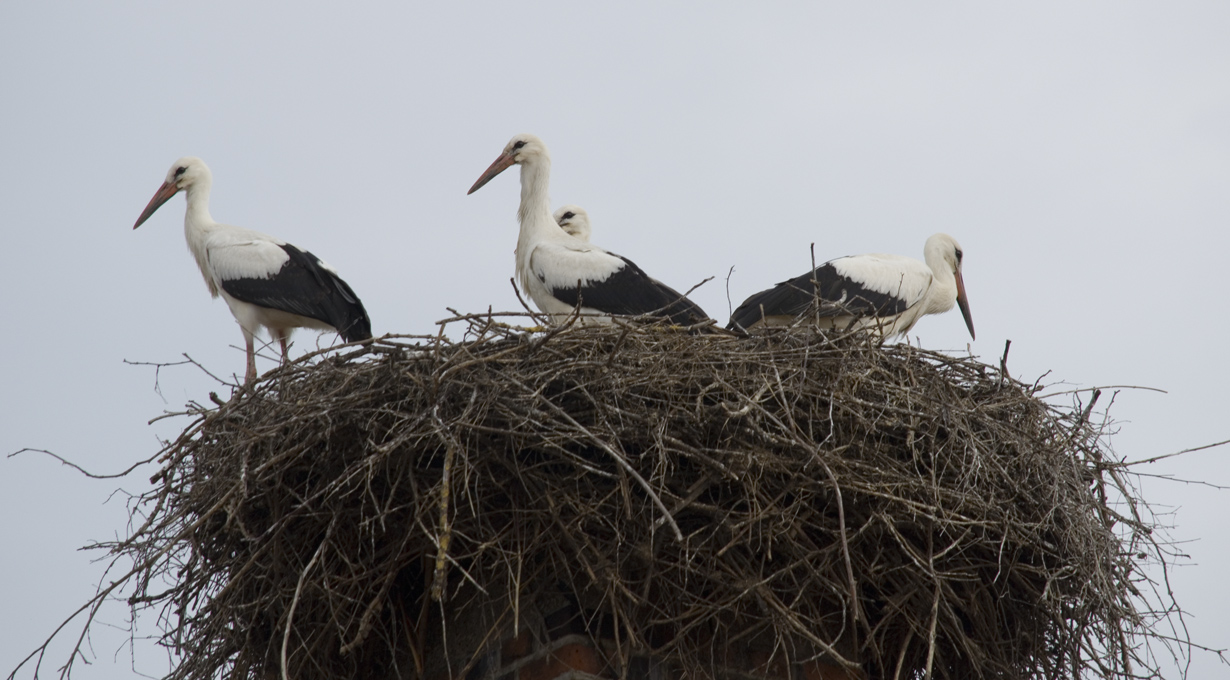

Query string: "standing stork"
[[133, 157, 372, 383], [728, 233, 975, 340], [467, 134, 710, 326]]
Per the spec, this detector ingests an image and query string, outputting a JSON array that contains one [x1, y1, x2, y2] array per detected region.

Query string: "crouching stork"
[[728, 233, 975, 340]]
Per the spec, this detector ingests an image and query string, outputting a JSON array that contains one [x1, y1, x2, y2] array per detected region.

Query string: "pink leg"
[[244, 332, 257, 383], [277, 331, 290, 364]]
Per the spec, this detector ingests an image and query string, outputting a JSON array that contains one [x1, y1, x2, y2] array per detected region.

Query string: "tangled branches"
[[14, 316, 1182, 680]]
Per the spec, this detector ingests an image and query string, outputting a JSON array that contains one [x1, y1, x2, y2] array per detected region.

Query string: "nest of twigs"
[[101, 316, 1169, 680]]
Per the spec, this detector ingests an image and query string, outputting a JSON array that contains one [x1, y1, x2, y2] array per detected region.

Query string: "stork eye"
[[174, 166, 188, 177], [955, 248, 963, 261], [562, 212, 575, 220], [513, 140, 527, 150]]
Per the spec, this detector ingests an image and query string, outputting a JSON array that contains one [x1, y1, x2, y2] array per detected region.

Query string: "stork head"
[[133, 157, 212, 229], [924, 233, 975, 340], [467, 133, 549, 194], [553, 204, 591, 242]]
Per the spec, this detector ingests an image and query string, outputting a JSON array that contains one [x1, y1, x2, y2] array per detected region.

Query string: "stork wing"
[[530, 242, 710, 324], [213, 239, 372, 341], [729, 255, 930, 330]]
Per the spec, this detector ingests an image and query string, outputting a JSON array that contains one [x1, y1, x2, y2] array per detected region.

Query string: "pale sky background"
[[3, 2, 1228, 678]]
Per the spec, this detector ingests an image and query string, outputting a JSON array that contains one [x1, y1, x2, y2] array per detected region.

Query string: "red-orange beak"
[[955, 270, 975, 340], [133, 181, 181, 229], [467, 152, 516, 195]]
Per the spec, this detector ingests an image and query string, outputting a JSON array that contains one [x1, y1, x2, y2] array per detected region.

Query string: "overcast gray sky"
[[3, 2, 1228, 678]]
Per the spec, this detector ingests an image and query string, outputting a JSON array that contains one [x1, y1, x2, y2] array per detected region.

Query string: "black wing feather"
[[727, 262, 909, 331], [548, 256, 710, 325], [220, 244, 373, 341]]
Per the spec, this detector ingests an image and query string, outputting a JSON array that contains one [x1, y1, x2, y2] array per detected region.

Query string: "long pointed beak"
[[955, 270, 975, 340], [133, 181, 181, 229], [467, 152, 515, 195]]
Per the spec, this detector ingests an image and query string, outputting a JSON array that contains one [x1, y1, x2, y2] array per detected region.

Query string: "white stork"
[[728, 233, 975, 340], [553, 204, 718, 326], [558, 201, 718, 327], [133, 157, 372, 383], [553, 204, 591, 242], [467, 134, 710, 326]]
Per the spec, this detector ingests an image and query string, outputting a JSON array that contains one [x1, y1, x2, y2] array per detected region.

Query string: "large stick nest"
[[110, 317, 1166, 680]]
